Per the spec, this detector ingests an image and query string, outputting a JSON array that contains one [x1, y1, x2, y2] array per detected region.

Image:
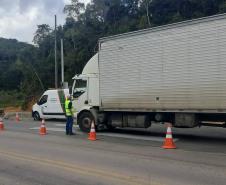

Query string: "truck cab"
[[72, 54, 100, 132]]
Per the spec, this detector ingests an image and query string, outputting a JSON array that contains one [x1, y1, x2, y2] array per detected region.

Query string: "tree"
[[33, 24, 52, 46], [63, 0, 85, 19]]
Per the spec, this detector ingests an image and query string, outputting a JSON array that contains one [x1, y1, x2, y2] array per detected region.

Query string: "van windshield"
[[38, 95, 48, 105], [73, 79, 87, 98]]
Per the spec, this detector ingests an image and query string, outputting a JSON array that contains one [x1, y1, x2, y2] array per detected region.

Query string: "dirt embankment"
[[4, 107, 22, 112], [3, 98, 37, 113]]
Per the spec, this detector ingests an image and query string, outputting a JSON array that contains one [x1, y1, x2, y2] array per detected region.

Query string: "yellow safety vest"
[[65, 99, 72, 116]]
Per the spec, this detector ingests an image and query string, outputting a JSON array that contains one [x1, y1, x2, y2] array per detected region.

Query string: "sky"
[[0, 0, 90, 44]]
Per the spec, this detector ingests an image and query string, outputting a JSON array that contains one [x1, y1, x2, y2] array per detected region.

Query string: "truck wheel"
[[33, 112, 40, 121], [78, 112, 95, 133]]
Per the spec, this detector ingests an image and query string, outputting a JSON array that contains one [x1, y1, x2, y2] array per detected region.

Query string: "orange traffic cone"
[[0, 118, 4, 131], [16, 113, 20, 122], [88, 121, 96, 141], [162, 126, 176, 149], [39, 119, 47, 135]]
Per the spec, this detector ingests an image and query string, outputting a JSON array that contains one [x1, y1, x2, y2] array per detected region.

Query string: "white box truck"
[[32, 89, 69, 120], [72, 14, 226, 132]]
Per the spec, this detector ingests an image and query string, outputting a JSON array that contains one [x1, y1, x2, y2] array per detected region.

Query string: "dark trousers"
[[66, 116, 73, 134]]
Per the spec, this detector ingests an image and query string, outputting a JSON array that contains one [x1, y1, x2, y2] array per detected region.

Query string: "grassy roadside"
[[0, 90, 38, 111]]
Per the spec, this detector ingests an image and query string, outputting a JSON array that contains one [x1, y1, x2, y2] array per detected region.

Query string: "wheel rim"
[[82, 117, 92, 129], [34, 113, 39, 120]]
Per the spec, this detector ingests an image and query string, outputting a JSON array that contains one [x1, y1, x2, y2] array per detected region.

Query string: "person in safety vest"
[[65, 95, 74, 135]]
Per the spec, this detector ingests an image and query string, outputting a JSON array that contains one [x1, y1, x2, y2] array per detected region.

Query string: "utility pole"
[[61, 38, 68, 89], [145, 0, 151, 27], [61, 39, 64, 85], [55, 15, 58, 88]]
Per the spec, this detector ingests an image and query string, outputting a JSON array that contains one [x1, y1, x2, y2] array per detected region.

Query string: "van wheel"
[[33, 112, 40, 121], [78, 112, 94, 133]]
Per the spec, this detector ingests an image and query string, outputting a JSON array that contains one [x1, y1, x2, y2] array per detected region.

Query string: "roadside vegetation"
[[0, 0, 226, 110]]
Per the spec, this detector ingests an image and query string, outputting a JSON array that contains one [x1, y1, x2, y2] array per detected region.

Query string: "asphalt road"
[[0, 118, 226, 185]]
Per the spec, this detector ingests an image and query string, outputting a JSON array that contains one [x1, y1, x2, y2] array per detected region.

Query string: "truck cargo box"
[[99, 14, 226, 113]]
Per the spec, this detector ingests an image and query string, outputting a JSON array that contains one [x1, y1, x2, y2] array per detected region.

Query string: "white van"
[[32, 89, 69, 120]]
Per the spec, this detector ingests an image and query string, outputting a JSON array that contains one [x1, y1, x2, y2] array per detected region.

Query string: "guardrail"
[[3, 112, 32, 120]]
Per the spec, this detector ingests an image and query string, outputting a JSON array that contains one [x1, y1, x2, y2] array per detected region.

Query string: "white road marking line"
[[29, 127, 40, 130], [29, 127, 178, 142], [97, 133, 179, 142], [54, 124, 79, 128], [55, 124, 65, 127]]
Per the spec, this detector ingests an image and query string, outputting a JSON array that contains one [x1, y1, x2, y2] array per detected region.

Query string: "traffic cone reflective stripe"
[[88, 121, 96, 141], [162, 126, 176, 149], [0, 119, 4, 131], [90, 126, 95, 133], [39, 119, 47, 135], [166, 127, 172, 138]]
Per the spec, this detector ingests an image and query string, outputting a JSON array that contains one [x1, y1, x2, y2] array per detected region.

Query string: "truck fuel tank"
[[110, 113, 151, 128]]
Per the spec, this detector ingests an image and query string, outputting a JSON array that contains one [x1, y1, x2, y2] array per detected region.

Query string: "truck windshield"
[[73, 79, 87, 98]]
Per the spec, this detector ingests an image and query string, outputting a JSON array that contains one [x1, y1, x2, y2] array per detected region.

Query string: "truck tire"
[[78, 111, 95, 133], [33, 112, 40, 121]]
